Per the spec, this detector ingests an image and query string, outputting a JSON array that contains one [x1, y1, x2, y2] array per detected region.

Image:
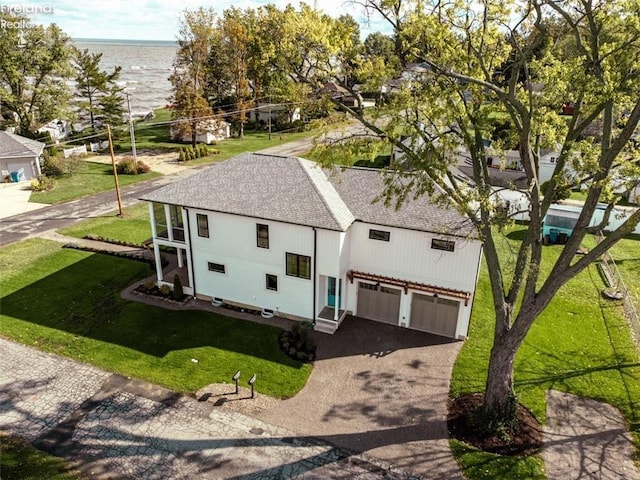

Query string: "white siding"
[[344, 222, 482, 338], [188, 209, 316, 318]]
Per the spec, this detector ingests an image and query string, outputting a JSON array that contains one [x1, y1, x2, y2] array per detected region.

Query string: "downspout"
[[184, 207, 197, 298], [312, 227, 317, 327]]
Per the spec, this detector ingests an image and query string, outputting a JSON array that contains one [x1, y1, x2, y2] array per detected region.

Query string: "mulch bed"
[[448, 393, 543, 456]]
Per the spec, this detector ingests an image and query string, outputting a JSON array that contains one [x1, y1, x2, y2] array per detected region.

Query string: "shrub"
[[116, 157, 151, 175], [178, 148, 186, 162], [172, 274, 184, 300], [41, 154, 64, 177], [159, 284, 172, 297], [59, 155, 84, 177], [30, 175, 55, 192]]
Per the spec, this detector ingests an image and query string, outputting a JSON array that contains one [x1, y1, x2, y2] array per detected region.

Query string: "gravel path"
[[543, 390, 640, 479]]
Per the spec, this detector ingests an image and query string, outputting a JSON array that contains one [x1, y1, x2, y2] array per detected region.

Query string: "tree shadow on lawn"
[[0, 253, 300, 366]]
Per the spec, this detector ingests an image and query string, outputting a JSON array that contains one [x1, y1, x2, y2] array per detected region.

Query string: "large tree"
[[170, 7, 216, 147], [338, 0, 640, 434], [74, 48, 124, 131], [0, 13, 74, 134]]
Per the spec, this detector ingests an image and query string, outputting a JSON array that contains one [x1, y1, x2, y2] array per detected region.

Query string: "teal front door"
[[327, 277, 342, 307]]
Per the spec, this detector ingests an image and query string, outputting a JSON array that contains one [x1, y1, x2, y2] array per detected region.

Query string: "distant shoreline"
[[72, 38, 177, 47]]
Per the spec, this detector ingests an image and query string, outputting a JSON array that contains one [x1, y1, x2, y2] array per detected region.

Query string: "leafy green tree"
[[335, 0, 640, 437], [0, 14, 74, 134], [170, 7, 216, 147], [73, 48, 124, 131]]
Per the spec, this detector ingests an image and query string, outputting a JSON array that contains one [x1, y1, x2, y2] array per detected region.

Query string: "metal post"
[[248, 374, 256, 399], [232, 371, 241, 395], [125, 92, 138, 171], [268, 93, 272, 141]]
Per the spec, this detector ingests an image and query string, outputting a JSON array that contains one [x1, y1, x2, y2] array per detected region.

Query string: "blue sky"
[[3, 0, 388, 41]]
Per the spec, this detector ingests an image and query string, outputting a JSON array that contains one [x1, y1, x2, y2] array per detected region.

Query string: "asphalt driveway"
[[258, 316, 465, 480]]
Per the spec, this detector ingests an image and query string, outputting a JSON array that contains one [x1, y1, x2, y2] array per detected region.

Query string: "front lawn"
[[58, 202, 151, 245], [30, 161, 160, 205], [0, 432, 86, 480], [450, 226, 640, 479], [0, 239, 311, 398]]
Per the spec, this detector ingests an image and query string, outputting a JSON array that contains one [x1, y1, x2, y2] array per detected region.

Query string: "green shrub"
[[178, 148, 186, 162], [30, 175, 55, 192], [172, 274, 184, 300], [116, 157, 151, 175], [159, 284, 172, 296], [41, 154, 64, 177]]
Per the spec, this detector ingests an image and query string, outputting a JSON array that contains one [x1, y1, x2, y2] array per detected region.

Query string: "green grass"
[[115, 107, 335, 156], [450, 225, 640, 479], [0, 239, 311, 398], [0, 433, 87, 480], [30, 161, 160, 205], [58, 202, 152, 245]]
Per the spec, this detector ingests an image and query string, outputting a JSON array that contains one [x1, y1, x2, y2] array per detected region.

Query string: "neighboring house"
[[170, 119, 231, 145], [37, 119, 71, 141], [254, 102, 301, 124], [320, 82, 362, 108], [141, 153, 483, 340], [0, 131, 44, 182]]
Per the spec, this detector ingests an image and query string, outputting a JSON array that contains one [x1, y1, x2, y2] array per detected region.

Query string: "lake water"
[[73, 39, 178, 115]]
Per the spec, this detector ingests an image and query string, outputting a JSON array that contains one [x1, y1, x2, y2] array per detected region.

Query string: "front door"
[[327, 277, 342, 307]]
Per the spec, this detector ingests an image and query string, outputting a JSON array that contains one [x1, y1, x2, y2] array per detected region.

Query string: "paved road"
[[0, 337, 422, 479]]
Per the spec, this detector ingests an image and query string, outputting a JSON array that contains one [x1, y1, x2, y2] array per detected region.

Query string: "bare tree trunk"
[[481, 331, 520, 429]]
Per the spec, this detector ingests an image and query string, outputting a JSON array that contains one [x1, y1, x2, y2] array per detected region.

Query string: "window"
[[266, 274, 278, 291], [208, 262, 225, 273], [431, 238, 455, 252], [257, 224, 269, 249], [169, 205, 184, 241], [153, 203, 168, 238], [369, 229, 390, 242], [197, 213, 209, 238], [286, 252, 311, 279]]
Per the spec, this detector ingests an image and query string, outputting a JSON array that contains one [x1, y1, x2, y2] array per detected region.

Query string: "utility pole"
[[268, 93, 272, 141], [107, 124, 125, 217], [124, 91, 138, 171]]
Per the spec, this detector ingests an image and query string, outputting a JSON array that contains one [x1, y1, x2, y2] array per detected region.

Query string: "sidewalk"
[[0, 337, 423, 480]]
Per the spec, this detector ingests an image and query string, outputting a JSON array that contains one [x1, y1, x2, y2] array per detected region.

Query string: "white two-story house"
[[141, 153, 483, 340]]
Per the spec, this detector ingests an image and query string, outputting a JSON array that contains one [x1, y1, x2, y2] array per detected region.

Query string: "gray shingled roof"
[[325, 166, 476, 237], [141, 153, 355, 231], [141, 152, 474, 236], [0, 131, 45, 158]]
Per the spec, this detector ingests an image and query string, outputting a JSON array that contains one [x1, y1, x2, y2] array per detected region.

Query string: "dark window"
[[266, 274, 278, 291], [153, 203, 168, 238], [169, 205, 184, 241], [207, 262, 225, 273], [257, 224, 269, 248], [286, 252, 311, 279], [369, 229, 390, 242], [197, 213, 209, 238], [431, 238, 455, 252]]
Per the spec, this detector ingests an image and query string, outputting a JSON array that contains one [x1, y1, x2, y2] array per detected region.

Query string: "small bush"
[[178, 148, 186, 162], [172, 274, 184, 300], [159, 284, 172, 296], [30, 175, 55, 192], [41, 154, 63, 177], [116, 157, 151, 175]]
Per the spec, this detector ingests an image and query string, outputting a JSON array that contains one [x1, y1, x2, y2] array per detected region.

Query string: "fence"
[[597, 233, 640, 348], [63, 145, 88, 158]]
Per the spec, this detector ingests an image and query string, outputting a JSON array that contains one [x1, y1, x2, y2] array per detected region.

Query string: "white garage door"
[[410, 293, 459, 338], [357, 282, 401, 325]]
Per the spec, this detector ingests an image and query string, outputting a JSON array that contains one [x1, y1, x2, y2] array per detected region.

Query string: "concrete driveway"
[[258, 316, 464, 480], [0, 182, 48, 220]]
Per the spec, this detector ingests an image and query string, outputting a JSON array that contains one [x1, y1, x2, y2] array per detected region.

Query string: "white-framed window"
[[431, 238, 455, 252]]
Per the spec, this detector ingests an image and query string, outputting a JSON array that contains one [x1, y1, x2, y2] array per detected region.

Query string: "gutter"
[[312, 227, 317, 326]]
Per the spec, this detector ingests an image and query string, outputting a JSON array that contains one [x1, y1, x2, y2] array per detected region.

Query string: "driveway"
[[0, 182, 49, 220], [258, 316, 464, 480]]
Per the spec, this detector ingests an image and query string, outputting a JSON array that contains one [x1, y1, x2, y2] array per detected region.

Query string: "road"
[[0, 121, 377, 247]]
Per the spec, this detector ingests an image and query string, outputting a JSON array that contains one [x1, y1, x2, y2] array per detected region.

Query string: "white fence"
[[63, 145, 87, 158]]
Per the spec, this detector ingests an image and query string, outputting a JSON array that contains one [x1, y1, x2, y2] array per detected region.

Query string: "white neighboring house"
[[141, 153, 484, 340], [37, 119, 71, 142], [170, 119, 231, 145], [0, 131, 44, 182], [255, 102, 301, 124]]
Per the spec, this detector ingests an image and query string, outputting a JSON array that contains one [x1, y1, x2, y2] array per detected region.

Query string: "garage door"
[[357, 282, 401, 325], [410, 293, 459, 338]]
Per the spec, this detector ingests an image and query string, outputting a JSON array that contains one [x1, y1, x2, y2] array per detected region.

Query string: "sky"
[[1, 0, 388, 41]]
